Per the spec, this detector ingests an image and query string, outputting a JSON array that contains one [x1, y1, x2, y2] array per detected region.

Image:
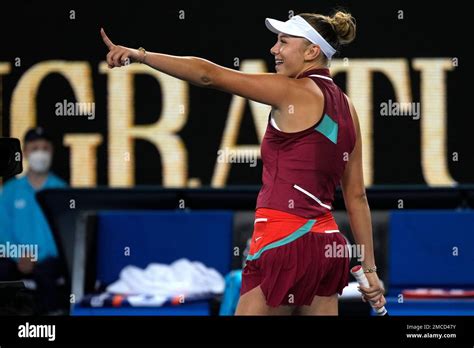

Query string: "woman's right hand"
[[100, 28, 144, 68]]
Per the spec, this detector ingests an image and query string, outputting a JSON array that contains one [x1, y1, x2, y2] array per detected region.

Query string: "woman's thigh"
[[296, 294, 339, 316], [235, 285, 294, 316]]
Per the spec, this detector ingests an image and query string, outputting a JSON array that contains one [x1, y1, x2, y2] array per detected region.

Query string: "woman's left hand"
[[358, 271, 386, 309]]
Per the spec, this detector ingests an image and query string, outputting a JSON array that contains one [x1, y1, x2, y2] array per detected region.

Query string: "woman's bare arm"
[[340, 101, 375, 269], [341, 96, 386, 309], [100, 28, 307, 109]]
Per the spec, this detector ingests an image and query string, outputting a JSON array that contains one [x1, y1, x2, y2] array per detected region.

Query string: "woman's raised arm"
[[100, 28, 306, 109]]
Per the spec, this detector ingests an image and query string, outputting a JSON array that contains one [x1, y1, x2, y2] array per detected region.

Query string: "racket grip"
[[350, 265, 388, 316]]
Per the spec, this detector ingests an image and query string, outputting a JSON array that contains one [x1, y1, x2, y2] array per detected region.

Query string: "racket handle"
[[350, 265, 388, 316]]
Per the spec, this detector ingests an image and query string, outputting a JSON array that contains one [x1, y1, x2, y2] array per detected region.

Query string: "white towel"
[[106, 258, 225, 302]]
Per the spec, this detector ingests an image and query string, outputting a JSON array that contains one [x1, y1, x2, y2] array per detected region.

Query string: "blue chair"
[[72, 210, 233, 316], [385, 210, 474, 315]]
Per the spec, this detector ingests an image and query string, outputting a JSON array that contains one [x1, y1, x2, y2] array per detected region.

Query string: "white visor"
[[265, 15, 336, 59]]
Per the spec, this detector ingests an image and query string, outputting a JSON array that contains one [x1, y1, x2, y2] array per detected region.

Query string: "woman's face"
[[270, 33, 309, 77]]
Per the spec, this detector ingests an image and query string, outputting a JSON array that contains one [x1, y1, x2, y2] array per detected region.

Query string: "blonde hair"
[[298, 10, 356, 58]]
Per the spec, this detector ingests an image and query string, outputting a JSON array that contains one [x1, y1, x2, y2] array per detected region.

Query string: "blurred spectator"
[[0, 127, 67, 314]]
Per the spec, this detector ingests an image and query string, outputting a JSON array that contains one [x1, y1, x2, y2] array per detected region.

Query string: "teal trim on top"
[[246, 219, 316, 261], [315, 114, 338, 144]]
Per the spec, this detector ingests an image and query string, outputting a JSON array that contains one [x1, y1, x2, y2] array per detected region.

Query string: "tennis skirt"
[[240, 208, 350, 307]]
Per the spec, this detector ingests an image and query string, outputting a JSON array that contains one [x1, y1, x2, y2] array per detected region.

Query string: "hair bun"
[[330, 11, 356, 45]]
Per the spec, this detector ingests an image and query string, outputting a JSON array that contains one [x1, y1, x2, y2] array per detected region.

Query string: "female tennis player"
[[101, 10, 386, 315]]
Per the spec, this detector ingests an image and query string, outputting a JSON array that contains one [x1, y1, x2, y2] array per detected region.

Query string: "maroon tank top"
[[256, 68, 356, 219]]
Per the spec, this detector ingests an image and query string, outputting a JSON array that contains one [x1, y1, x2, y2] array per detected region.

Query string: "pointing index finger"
[[101, 28, 115, 50]]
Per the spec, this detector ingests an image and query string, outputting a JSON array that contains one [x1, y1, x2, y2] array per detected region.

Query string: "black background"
[[0, 0, 471, 186]]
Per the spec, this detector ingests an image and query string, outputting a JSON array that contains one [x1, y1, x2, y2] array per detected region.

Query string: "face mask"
[[28, 150, 52, 173]]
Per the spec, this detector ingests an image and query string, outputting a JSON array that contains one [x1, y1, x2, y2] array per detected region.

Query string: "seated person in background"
[[0, 127, 67, 314]]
